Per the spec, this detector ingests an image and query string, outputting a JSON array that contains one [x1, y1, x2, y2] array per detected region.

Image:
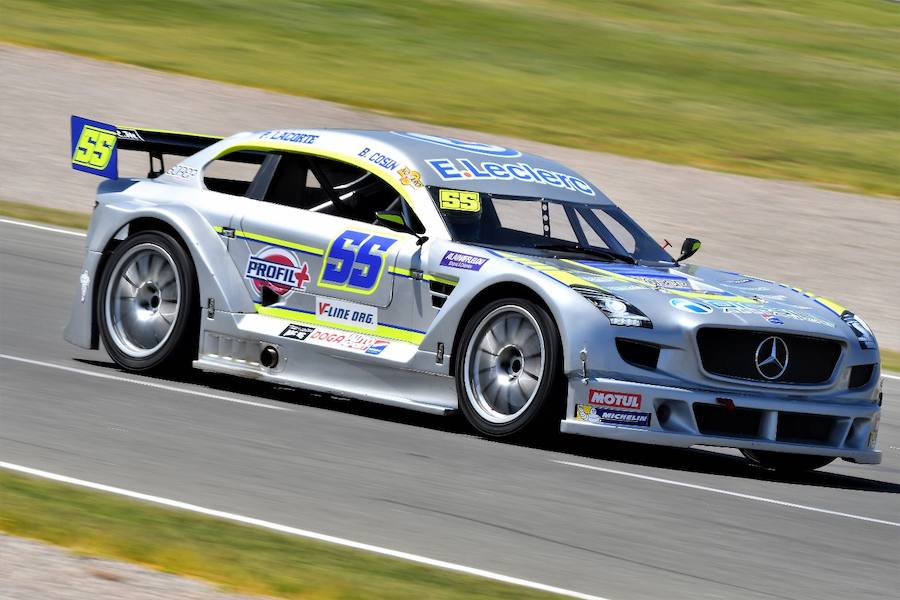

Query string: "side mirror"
[[677, 238, 701, 262]]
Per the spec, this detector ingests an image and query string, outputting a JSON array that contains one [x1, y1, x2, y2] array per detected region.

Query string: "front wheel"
[[741, 449, 835, 472], [455, 298, 563, 438], [97, 231, 198, 372]]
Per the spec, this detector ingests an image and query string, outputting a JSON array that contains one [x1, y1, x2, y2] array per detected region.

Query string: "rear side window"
[[203, 153, 265, 196]]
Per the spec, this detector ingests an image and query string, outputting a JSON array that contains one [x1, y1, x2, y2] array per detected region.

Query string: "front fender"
[[421, 244, 607, 374]]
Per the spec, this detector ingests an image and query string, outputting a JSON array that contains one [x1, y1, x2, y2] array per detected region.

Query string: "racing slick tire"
[[741, 449, 835, 472], [97, 231, 198, 372], [456, 298, 564, 438]]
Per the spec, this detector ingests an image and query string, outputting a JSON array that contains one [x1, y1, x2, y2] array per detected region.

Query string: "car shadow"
[[75, 358, 900, 494]]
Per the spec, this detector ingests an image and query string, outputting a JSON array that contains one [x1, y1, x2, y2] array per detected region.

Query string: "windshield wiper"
[[533, 242, 636, 264]]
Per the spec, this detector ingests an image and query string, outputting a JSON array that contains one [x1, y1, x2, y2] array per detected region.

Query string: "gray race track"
[[1, 220, 898, 600]]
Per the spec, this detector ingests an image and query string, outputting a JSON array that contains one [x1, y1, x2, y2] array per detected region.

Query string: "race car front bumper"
[[561, 376, 882, 464]]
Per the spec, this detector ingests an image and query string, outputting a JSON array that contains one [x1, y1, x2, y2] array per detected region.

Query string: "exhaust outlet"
[[260, 346, 279, 368]]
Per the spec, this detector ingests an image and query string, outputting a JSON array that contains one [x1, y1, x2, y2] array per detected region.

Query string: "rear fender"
[[64, 201, 253, 349]]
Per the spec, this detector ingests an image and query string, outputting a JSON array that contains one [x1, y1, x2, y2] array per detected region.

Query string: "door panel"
[[227, 200, 412, 309]]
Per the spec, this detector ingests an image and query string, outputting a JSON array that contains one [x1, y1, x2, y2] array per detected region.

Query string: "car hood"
[[497, 252, 851, 336]]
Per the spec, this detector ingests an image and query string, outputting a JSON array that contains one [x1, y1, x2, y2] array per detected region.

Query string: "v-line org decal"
[[256, 304, 426, 345]]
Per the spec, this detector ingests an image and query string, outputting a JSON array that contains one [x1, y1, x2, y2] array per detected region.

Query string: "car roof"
[[217, 129, 615, 205]]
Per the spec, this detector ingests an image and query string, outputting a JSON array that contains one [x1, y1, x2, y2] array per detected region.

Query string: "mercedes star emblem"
[[754, 336, 789, 380]]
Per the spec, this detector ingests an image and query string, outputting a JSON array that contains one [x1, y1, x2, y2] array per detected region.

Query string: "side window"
[[203, 153, 265, 196], [212, 150, 421, 230]]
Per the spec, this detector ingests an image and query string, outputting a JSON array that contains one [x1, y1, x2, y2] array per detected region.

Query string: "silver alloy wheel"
[[104, 243, 181, 358], [463, 305, 546, 424]]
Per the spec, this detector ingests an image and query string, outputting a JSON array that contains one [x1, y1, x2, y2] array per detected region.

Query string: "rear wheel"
[[741, 449, 835, 472], [97, 231, 198, 372], [455, 298, 563, 438]]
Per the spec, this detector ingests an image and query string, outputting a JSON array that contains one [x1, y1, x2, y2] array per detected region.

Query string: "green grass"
[[0, 199, 90, 229], [3, 0, 898, 196], [0, 470, 561, 599], [881, 348, 900, 374]]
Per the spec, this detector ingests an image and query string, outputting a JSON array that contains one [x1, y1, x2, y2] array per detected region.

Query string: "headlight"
[[842, 311, 876, 349], [573, 286, 652, 328]]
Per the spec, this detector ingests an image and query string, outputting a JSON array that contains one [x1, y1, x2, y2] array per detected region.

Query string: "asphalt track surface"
[[1, 219, 898, 600]]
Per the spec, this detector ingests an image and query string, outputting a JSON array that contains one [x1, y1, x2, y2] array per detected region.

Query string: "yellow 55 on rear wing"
[[70, 115, 227, 179]]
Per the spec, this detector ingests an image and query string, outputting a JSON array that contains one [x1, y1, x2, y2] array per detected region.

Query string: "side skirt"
[[193, 312, 457, 416]]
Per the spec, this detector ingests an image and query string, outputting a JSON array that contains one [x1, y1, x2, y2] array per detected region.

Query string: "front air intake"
[[616, 338, 660, 370], [848, 364, 875, 389]]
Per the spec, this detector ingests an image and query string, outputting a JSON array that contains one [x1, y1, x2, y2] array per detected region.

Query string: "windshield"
[[431, 189, 674, 264]]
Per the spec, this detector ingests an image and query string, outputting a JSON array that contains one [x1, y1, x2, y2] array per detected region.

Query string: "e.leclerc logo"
[[245, 248, 311, 296]]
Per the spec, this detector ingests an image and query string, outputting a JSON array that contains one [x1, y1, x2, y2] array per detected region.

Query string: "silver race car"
[[65, 117, 883, 471]]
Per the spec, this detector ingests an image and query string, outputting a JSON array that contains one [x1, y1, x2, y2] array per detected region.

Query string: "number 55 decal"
[[319, 230, 397, 294]]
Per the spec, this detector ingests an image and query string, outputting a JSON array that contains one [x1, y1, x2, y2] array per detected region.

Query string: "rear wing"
[[70, 115, 258, 179]]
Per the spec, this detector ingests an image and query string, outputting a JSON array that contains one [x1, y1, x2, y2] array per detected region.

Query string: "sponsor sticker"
[[116, 128, 143, 142], [440, 251, 488, 271], [398, 166, 423, 188], [439, 189, 481, 212], [307, 330, 390, 355], [245, 248, 311, 296], [316, 297, 377, 330], [279, 324, 316, 341], [258, 130, 319, 144], [633, 276, 690, 289], [588, 389, 642, 410], [425, 158, 595, 197], [707, 300, 835, 328], [358, 147, 399, 171], [79, 270, 90, 303], [670, 298, 713, 314], [165, 164, 198, 179], [575, 405, 651, 427]]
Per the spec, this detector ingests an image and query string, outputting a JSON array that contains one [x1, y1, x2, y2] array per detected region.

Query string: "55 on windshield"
[[430, 189, 673, 264]]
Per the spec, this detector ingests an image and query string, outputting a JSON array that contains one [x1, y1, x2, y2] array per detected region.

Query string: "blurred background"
[[1, 0, 897, 351]]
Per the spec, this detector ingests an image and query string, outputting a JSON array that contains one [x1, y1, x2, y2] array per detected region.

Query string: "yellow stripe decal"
[[255, 304, 425, 345], [424, 273, 457, 286], [499, 253, 600, 289], [388, 266, 458, 287], [813, 296, 846, 316], [564, 259, 757, 303], [226, 229, 324, 256]]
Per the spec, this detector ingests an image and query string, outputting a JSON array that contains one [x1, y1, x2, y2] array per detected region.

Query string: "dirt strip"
[[0, 533, 269, 600], [1, 43, 897, 348]]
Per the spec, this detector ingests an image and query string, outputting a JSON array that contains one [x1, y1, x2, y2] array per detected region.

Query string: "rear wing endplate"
[[70, 115, 257, 179]]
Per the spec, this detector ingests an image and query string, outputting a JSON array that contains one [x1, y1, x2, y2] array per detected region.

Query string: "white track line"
[[0, 217, 86, 237], [882, 373, 900, 381], [0, 462, 610, 600], [554, 460, 899, 527], [0, 354, 290, 412]]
